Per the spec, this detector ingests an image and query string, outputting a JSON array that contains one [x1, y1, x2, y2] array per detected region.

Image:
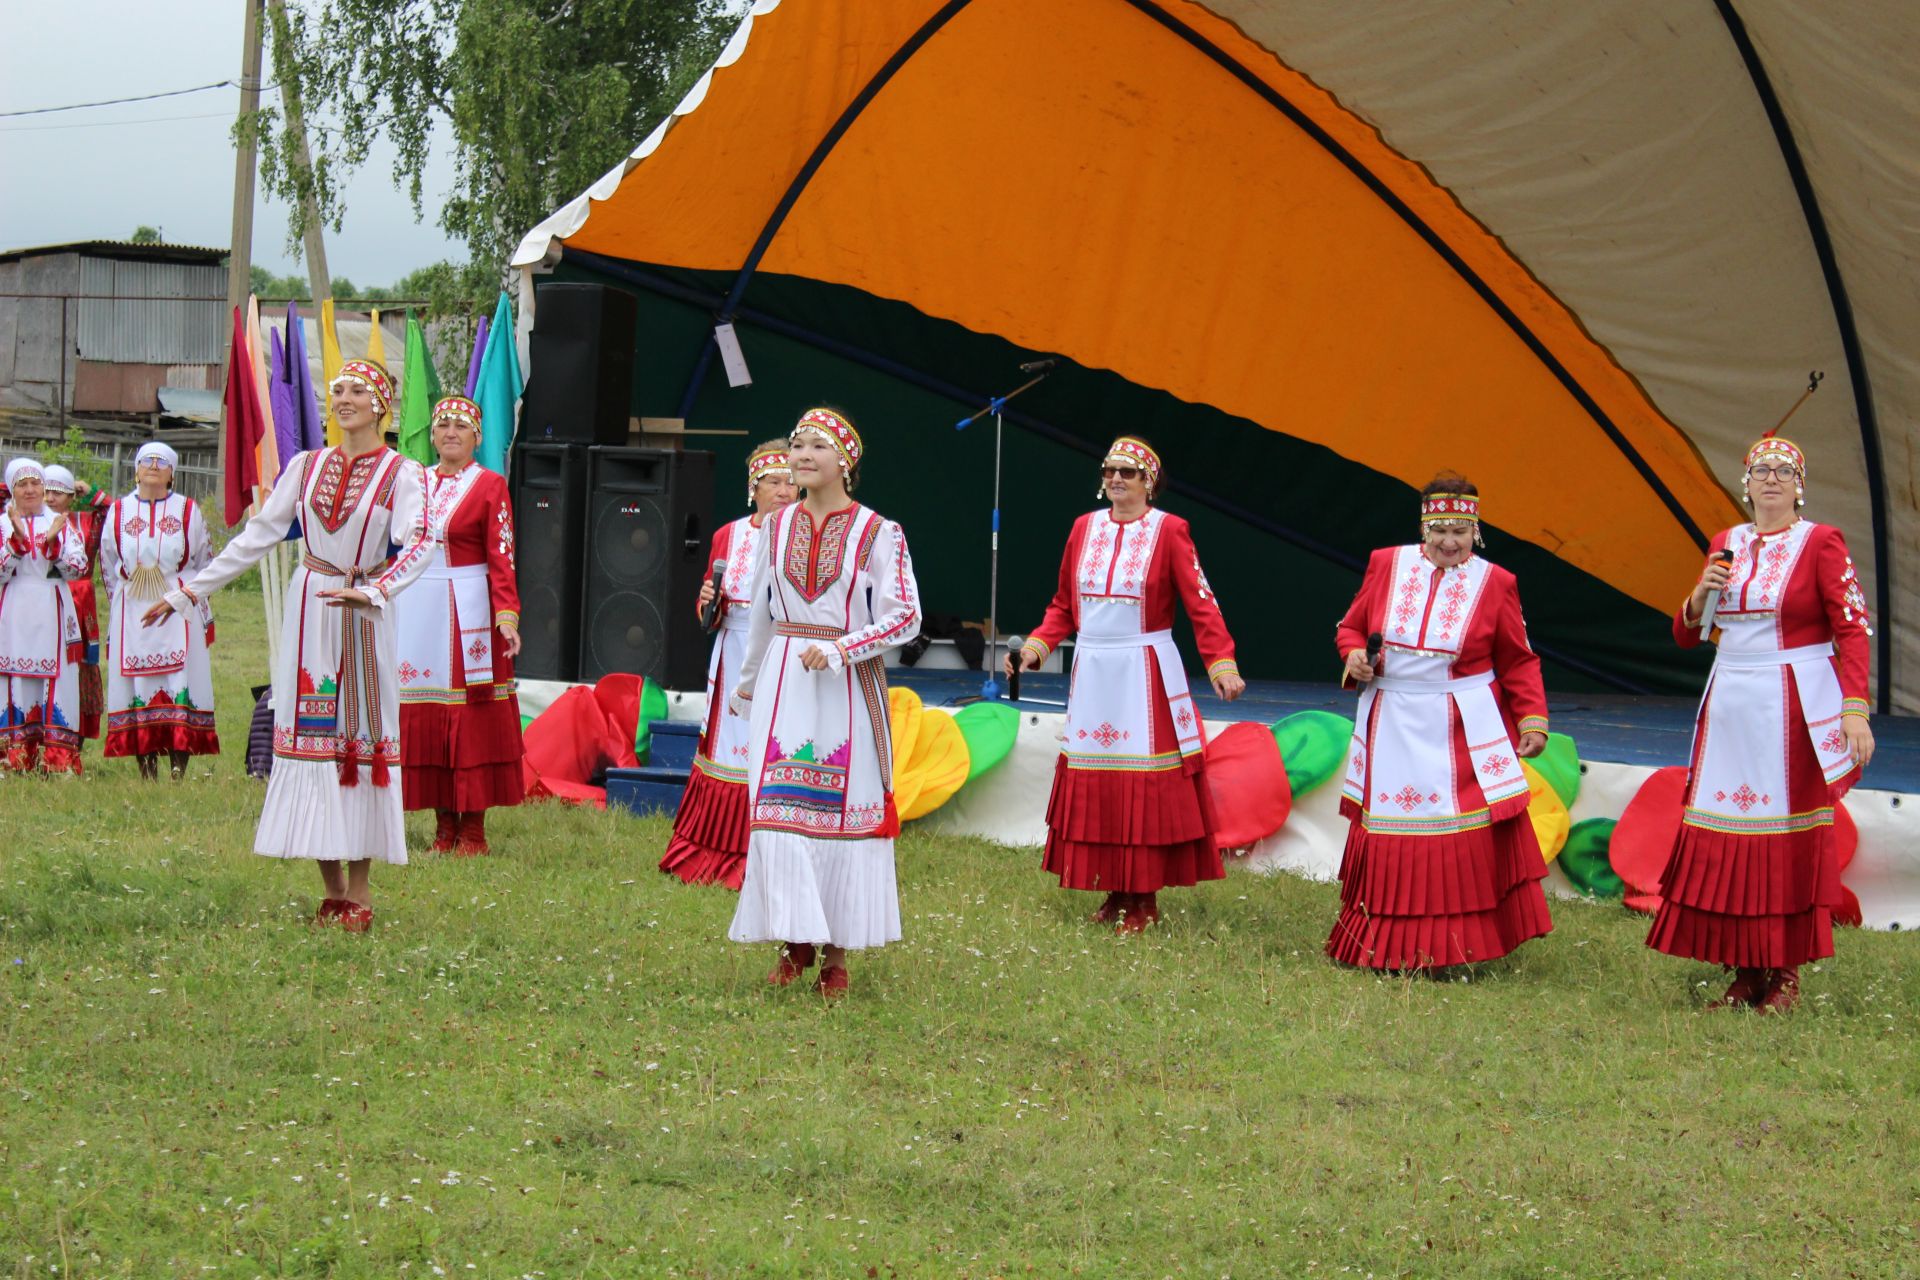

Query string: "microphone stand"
[[955, 363, 1053, 699]]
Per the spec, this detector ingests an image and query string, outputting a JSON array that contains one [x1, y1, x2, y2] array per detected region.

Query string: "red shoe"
[[815, 965, 850, 999], [339, 903, 374, 934], [1089, 892, 1123, 925], [1707, 967, 1768, 1011], [767, 942, 816, 986], [1116, 892, 1160, 935], [1757, 967, 1800, 1015], [429, 809, 458, 853], [452, 811, 489, 857], [314, 898, 348, 926]]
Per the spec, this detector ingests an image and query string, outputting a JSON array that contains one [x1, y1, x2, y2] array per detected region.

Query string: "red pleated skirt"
[[1327, 815, 1552, 969], [79, 663, 103, 740], [1646, 822, 1838, 968], [1041, 754, 1224, 893], [400, 695, 526, 813], [659, 762, 749, 889]]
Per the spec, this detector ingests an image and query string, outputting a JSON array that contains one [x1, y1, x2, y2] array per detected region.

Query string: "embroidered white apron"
[[395, 464, 493, 700], [0, 515, 81, 676]]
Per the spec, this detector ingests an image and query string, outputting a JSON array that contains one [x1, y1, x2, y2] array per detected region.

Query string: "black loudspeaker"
[[579, 447, 716, 689], [511, 443, 589, 681], [520, 283, 638, 446]]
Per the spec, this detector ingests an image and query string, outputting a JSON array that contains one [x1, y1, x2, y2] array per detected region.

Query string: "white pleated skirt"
[[728, 830, 901, 949]]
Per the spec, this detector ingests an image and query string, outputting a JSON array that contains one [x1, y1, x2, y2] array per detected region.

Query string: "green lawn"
[[2, 579, 1916, 1278]]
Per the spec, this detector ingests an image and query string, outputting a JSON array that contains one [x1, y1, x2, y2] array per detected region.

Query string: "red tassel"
[[338, 743, 360, 787], [371, 753, 391, 789], [879, 792, 900, 838]]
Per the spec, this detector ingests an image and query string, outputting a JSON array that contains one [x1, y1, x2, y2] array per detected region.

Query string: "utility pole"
[[219, 0, 265, 485], [268, 0, 333, 308]]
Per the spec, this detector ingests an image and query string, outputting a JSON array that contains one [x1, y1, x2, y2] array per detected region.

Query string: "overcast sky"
[[0, 0, 463, 283]]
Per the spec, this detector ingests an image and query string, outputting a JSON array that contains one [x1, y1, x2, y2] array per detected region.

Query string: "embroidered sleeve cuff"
[[1842, 697, 1870, 718], [1518, 715, 1550, 735], [1206, 658, 1240, 680], [1023, 637, 1052, 664], [495, 610, 520, 630]]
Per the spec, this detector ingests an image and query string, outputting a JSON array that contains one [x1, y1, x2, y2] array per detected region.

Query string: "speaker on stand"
[[510, 442, 589, 682], [579, 447, 716, 689], [520, 282, 638, 447]]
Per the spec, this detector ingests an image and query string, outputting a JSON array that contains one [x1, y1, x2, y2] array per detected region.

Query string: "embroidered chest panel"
[[1721, 521, 1814, 618], [722, 517, 762, 600], [1077, 509, 1165, 601], [423, 464, 483, 540], [781, 506, 863, 604], [307, 449, 396, 536], [1382, 545, 1492, 655], [116, 497, 187, 565]]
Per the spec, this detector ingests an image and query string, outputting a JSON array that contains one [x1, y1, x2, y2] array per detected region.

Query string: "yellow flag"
[[365, 307, 387, 366], [319, 298, 344, 446]]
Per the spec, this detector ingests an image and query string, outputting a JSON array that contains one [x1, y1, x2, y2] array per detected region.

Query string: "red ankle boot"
[[1708, 967, 1768, 1011], [815, 964, 850, 999], [430, 809, 459, 853], [1090, 892, 1123, 925], [452, 810, 489, 857], [1116, 893, 1160, 935], [1758, 967, 1800, 1014], [767, 943, 817, 986]]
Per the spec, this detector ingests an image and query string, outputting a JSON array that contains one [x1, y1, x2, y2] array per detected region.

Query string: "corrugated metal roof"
[[75, 257, 225, 363], [0, 240, 227, 266]]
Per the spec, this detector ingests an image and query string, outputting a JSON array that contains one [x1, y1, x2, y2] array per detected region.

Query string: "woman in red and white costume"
[[393, 395, 525, 856], [42, 465, 111, 749], [1331, 473, 1553, 971], [0, 456, 89, 774], [1008, 436, 1244, 934], [144, 359, 437, 932], [1646, 432, 1872, 1013], [660, 439, 795, 888], [99, 442, 220, 778]]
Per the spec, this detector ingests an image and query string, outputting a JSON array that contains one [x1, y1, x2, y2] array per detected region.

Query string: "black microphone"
[[1365, 631, 1384, 681], [699, 558, 726, 633], [1698, 548, 1735, 641], [1004, 634, 1024, 701], [1018, 359, 1056, 373]]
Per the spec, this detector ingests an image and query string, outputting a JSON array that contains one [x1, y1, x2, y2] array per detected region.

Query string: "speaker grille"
[[584, 591, 668, 680], [590, 495, 669, 592]]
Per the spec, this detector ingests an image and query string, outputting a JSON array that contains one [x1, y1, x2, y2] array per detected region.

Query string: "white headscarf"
[[5, 457, 45, 489], [135, 441, 179, 471], [42, 464, 75, 493]]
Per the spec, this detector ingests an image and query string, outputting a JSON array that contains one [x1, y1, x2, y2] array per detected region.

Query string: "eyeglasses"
[[1101, 466, 1142, 480], [1748, 465, 1801, 482]]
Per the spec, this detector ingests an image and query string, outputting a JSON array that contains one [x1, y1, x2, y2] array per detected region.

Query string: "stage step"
[[606, 765, 688, 818], [646, 720, 700, 772]]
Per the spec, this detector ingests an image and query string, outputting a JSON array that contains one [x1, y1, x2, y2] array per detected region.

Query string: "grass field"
[[2, 577, 1917, 1279]]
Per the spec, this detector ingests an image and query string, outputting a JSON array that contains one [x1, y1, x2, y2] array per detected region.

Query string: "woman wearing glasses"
[[1007, 436, 1243, 933], [1646, 432, 1873, 1013]]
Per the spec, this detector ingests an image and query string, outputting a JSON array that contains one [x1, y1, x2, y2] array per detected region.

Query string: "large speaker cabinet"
[[519, 283, 638, 447], [578, 447, 716, 689], [510, 442, 589, 681]]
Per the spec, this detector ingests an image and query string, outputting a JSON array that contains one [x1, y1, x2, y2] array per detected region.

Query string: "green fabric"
[[635, 678, 671, 764], [1559, 818, 1623, 898], [1271, 709, 1354, 797], [1531, 732, 1582, 808], [395, 309, 442, 466], [521, 713, 535, 733], [952, 701, 1020, 782]]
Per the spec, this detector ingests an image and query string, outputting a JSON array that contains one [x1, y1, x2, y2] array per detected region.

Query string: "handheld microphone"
[[1004, 635, 1023, 701], [1364, 631, 1384, 682], [1698, 548, 1735, 641], [699, 557, 726, 633], [1018, 359, 1057, 373]]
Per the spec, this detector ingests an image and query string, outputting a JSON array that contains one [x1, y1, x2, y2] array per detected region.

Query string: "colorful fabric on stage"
[[170, 447, 435, 863], [393, 464, 523, 814], [727, 503, 920, 948], [1648, 520, 1870, 969], [1330, 544, 1552, 968], [1024, 507, 1238, 893], [0, 512, 89, 772]]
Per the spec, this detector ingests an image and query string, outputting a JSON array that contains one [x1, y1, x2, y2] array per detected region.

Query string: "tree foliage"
[[250, 0, 732, 298], [129, 225, 162, 244]]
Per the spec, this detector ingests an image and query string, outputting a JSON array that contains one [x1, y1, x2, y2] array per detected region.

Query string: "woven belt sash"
[[301, 553, 392, 785], [774, 622, 844, 640]]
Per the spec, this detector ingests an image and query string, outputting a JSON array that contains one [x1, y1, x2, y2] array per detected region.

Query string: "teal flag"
[[473, 292, 522, 475], [395, 310, 442, 465]]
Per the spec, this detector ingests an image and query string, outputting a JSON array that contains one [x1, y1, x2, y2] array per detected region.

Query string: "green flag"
[[396, 309, 442, 464]]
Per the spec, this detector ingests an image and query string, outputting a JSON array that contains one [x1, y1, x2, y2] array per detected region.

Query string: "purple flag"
[[465, 313, 489, 398], [285, 301, 325, 452], [267, 328, 300, 480]]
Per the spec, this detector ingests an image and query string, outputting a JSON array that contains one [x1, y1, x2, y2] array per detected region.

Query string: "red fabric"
[[1833, 883, 1863, 928], [591, 674, 645, 769], [660, 768, 749, 889], [65, 493, 108, 646], [1041, 754, 1224, 892], [78, 662, 102, 740], [1610, 766, 1689, 897], [400, 698, 526, 812], [220, 306, 268, 527], [1204, 721, 1292, 848], [1025, 509, 1236, 672], [1327, 816, 1551, 968], [522, 685, 622, 784], [103, 723, 219, 757], [1334, 545, 1548, 728]]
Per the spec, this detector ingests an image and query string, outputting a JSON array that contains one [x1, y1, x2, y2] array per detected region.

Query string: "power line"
[[0, 79, 260, 119], [0, 110, 236, 134]]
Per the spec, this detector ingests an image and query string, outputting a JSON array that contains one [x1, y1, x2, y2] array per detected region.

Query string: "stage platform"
[[886, 669, 1920, 790]]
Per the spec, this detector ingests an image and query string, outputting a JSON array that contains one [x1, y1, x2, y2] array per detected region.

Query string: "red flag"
[[221, 304, 268, 527]]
